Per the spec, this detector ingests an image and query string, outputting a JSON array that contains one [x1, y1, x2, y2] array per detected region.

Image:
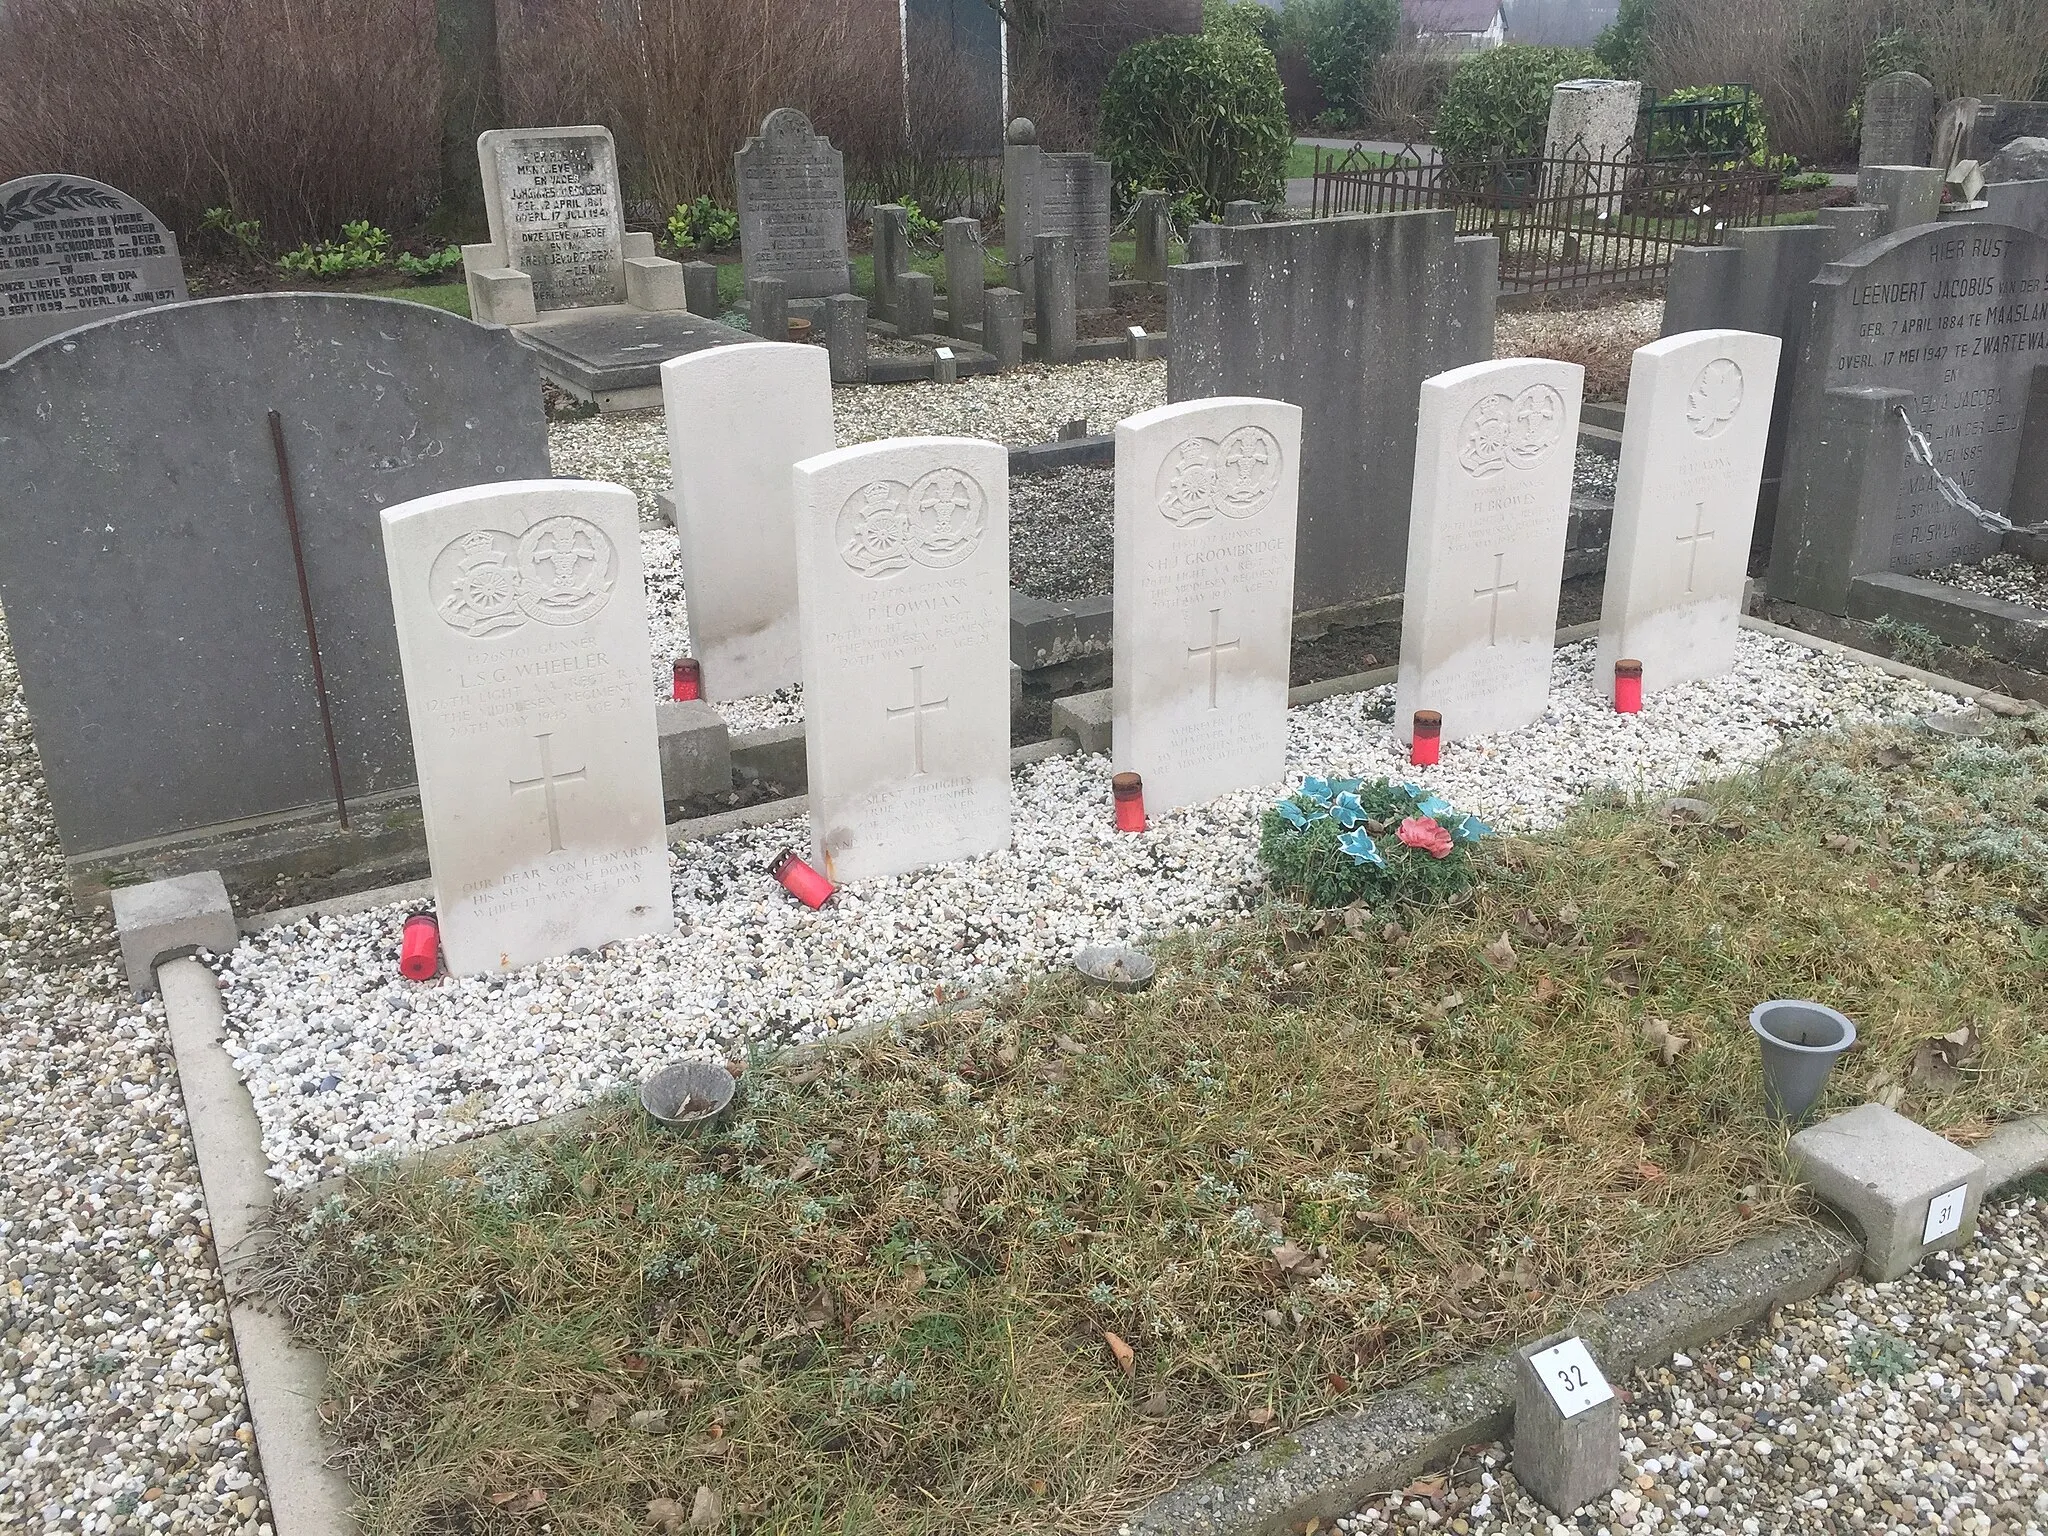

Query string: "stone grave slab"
[[734, 108, 850, 300], [480, 125, 627, 310], [515, 305, 750, 410], [1596, 329, 1782, 694], [793, 437, 1011, 882], [1770, 223, 2048, 613], [1395, 357, 1584, 745], [1861, 73, 1936, 169], [661, 342, 835, 700], [0, 174, 187, 360], [1112, 397, 1302, 815], [1002, 120, 1113, 309], [1171, 210, 1497, 616], [382, 479, 672, 974], [0, 293, 548, 865]]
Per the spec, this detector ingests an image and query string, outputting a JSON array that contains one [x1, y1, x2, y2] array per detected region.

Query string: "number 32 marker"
[[1529, 1337, 1614, 1419]]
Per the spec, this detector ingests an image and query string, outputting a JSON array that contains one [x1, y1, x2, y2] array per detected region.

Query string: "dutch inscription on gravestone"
[[0, 175, 187, 359], [734, 109, 850, 300], [1861, 72, 1937, 169], [481, 127, 626, 310]]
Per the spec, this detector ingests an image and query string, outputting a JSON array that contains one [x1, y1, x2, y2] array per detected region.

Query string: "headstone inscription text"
[[481, 127, 626, 310], [734, 109, 850, 300], [1113, 397, 1302, 814], [1861, 72, 1937, 169], [793, 437, 1011, 883], [0, 175, 187, 359], [382, 479, 672, 974]]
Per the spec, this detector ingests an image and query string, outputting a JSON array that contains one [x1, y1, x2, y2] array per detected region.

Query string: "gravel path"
[[1340, 1188, 2048, 1536], [1928, 553, 2048, 610], [1011, 465, 1115, 601], [213, 631, 1964, 1189], [0, 627, 265, 1536]]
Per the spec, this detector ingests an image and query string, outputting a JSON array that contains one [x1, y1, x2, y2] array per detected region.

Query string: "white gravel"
[[0, 627, 269, 1535], [214, 630, 1965, 1189], [1340, 1189, 2048, 1536]]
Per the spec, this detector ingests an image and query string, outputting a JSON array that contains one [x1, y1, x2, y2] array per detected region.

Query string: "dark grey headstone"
[[1167, 210, 1496, 614], [1771, 224, 2048, 612], [512, 305, 749, 395], [0, 294, 550, 857], [733, 108, 849, 301], [823, 293, 868, 383], [1860, 73, 1936, 169], [873, 205, 909, 321], [1003, 130, 1114, 309], [1133, 190, 1172, 284], [0, 175, 187, 360], [747, 274, 789, 341], [985, 286, 1024, 370], [942, 217, 984, 327], [897, 270, 935, 340], [1033, 235, 1076, 363], [1974, 102, 2048, 162], [682, 260, 721, 317]]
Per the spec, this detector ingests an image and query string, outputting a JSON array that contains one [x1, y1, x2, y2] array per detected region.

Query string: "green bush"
[[666, 195, 739, 252], [1204, 0, 1280, 49], [1647, 84, 1774, 166], [1285, 0, 1401, 122], [1592, 0, 1651, 77], [1433, 45, 1610, 164], [277, 220, 389, 278], [394, 245, 463, 281], [199, 206, 261, 256], [1258, 776, 1490, 909], [1100, 30, 1290, 218]]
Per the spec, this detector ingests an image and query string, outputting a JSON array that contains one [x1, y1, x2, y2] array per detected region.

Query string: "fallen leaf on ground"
[[1605, 960, 1643, 994], [1245, 1405, 1276, 1427], [647, 1497, 686, 1534], [690, 1485, 722, 1530], [1105, 1330, 1135, 1375], [1271, 1240, 1326, 1279], [584, 1394, 620, 1431], [1446, 1261, 1487, 1293], [1510, 1254, 1544, 1292], [1533, 975, 1559, 1004], [1511, 908, 1549, 942], [1556, 903, 1582, 925], [1403, 1474, 1449, 1501], [1052, 1033, 1088, 1056], [1911, 1025, 1977, 1088], [1483, 932, 1517, 970], [1640, 1016, 1689, 1066], [1139, 1387, 1170, 1418], [1635, 1161, 1667, 1185], [1433, 991, 1465, 1014]]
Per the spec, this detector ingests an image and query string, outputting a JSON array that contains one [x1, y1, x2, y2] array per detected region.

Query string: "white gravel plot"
[[0, 632, 266, 1535], [638, 527, 802, 735], [1928, 552, 2048, 610], [1340, 1192, 2048, 1536], [216, 631, 1964, 1189]]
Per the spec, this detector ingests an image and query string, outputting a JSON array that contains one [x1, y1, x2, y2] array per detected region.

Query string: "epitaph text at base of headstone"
[[0, 175, 187, 359], [1112, 397, 1302, 814], [793, 437, 1011, 882], [480, 126, 627, 310], [1596, 329, 1781, 694], [734, 109, 850, 301], [1395, 357, 1584, 745], [1771, 224, 2048, 610], [382, 479, 672, 974], [662, 341, 834, 699]]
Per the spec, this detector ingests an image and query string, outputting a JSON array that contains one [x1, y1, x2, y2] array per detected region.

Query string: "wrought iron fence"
[[1309, 138, 1784, 293]]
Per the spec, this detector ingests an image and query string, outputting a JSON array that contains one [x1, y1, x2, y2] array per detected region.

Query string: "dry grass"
[[261, 721, 2048, 1535], [1495, 296, 1665, 403]]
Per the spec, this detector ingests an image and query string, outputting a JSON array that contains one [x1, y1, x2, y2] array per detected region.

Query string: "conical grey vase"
[[1750, 1000, 1857, 1123]]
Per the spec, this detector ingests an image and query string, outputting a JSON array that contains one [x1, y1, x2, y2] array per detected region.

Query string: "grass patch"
[[258, 721, 2048, 1535], [358, 280, 470, 317]]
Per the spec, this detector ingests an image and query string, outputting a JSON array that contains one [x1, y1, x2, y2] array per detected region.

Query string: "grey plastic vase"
[[1750, 1000, 1857, 1123]]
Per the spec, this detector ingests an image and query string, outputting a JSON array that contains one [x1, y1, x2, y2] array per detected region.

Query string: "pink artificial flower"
[[1396, 816, 1454, 859]]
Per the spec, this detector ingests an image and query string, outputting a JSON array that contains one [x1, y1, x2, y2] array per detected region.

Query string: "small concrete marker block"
[[1050, 688, 1112, 754], [1789, 1102, 1987, 1280], [624, 255, 686, 311], [1514, 1331, 1621, 1516], [933, 345, 957, 385], [682, 260, 721, 318], [656, 699, 734, 803], [1009, 661, 1024, 722], [111, 871, 238, 995], [898, 270, 936, 342]]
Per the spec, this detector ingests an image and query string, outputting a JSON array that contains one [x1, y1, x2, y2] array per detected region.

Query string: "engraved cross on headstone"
[[887, 664, 949, 775], [1186, 607, 1242, 709], [508, 731, 588, 853], [1474, 553, 1520, 646], [1675, 503, 1715, 593]]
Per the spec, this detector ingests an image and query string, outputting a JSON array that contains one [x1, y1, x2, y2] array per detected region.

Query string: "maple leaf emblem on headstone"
[[1685, 357, 1744, 438]]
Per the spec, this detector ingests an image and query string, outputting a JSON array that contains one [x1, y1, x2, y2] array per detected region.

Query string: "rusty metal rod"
[[267, 409, 350, 831]]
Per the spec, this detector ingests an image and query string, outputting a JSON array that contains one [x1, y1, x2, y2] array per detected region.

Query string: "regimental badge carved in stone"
[[1458, 385, 1567, 477], [1155, 426, 1285, 527], [430, 515, 618, 636], [838, 469, 988, 578], [1686, 357, 1744, 438]]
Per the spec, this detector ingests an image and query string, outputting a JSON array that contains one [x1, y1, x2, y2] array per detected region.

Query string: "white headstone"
[[661, 342, 834, 700], [381, 479, 673, 974], [1595, 329, 1781, 695], [478, 126, 627, 311], [1395, 357, 1584, 745], [1112, 397, 1303, 814], [792, 437, 1011, 882], [0, 174, 187, 360]]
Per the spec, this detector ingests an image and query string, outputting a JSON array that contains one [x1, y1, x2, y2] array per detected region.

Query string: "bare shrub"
[[1649, 0, 1883, 163], [1277, 41, 1331, 128], [0, 0, 439, 246], [1002, 0, 1204, 149], [1363, 43, 1456, 140], [1902, 0, 2045, 103]]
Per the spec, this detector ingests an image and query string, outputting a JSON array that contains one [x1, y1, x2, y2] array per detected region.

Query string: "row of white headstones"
[[379, 327, 1779, 977]]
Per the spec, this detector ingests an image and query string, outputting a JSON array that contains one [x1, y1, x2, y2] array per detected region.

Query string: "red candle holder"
[[399, 911, 440, 980], [1614, 658, 1643, 714], [1111, 771, 1147, 832], [672, 656, 702, 702], [769, 847, 835, 909], [1410, 709, 1442, 767]]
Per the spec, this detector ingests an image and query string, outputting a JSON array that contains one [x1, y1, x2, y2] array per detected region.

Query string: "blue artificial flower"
[[1454, 813, 1494, 842], [1413, 790, 1454, 819], [1331, 791, 1365, 829], [1299, 775, 1335, 806], [1338, 828, 1387, 868], [1330, 777, 1364, 797], [1277, 799, 1313, 829]]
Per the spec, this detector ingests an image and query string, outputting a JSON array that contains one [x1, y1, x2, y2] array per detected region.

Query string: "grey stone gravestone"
[[1862, 73, 1937, 169], [1770, 223, 2048, 613], [1169, 210, 1498, 615], [0, 294, 548, 870], [873, 204, 910, 321], [1134, 190, 1173, 284], [479, 125, 627, 310], [733, 108, 850, 301], [942, 217, 984, 328], [0, 174, 187, 360], [1002, 118, 1114, 309]]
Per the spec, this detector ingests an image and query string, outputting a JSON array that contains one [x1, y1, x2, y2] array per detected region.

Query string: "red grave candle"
[[769, 848, 836, 909], [1410, 709, 1443, 767], [672, 656, 703, 702], [1614, 658, 1643, 714], [399, 912, 440, 980], [1111, 771, 1147, 833]]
